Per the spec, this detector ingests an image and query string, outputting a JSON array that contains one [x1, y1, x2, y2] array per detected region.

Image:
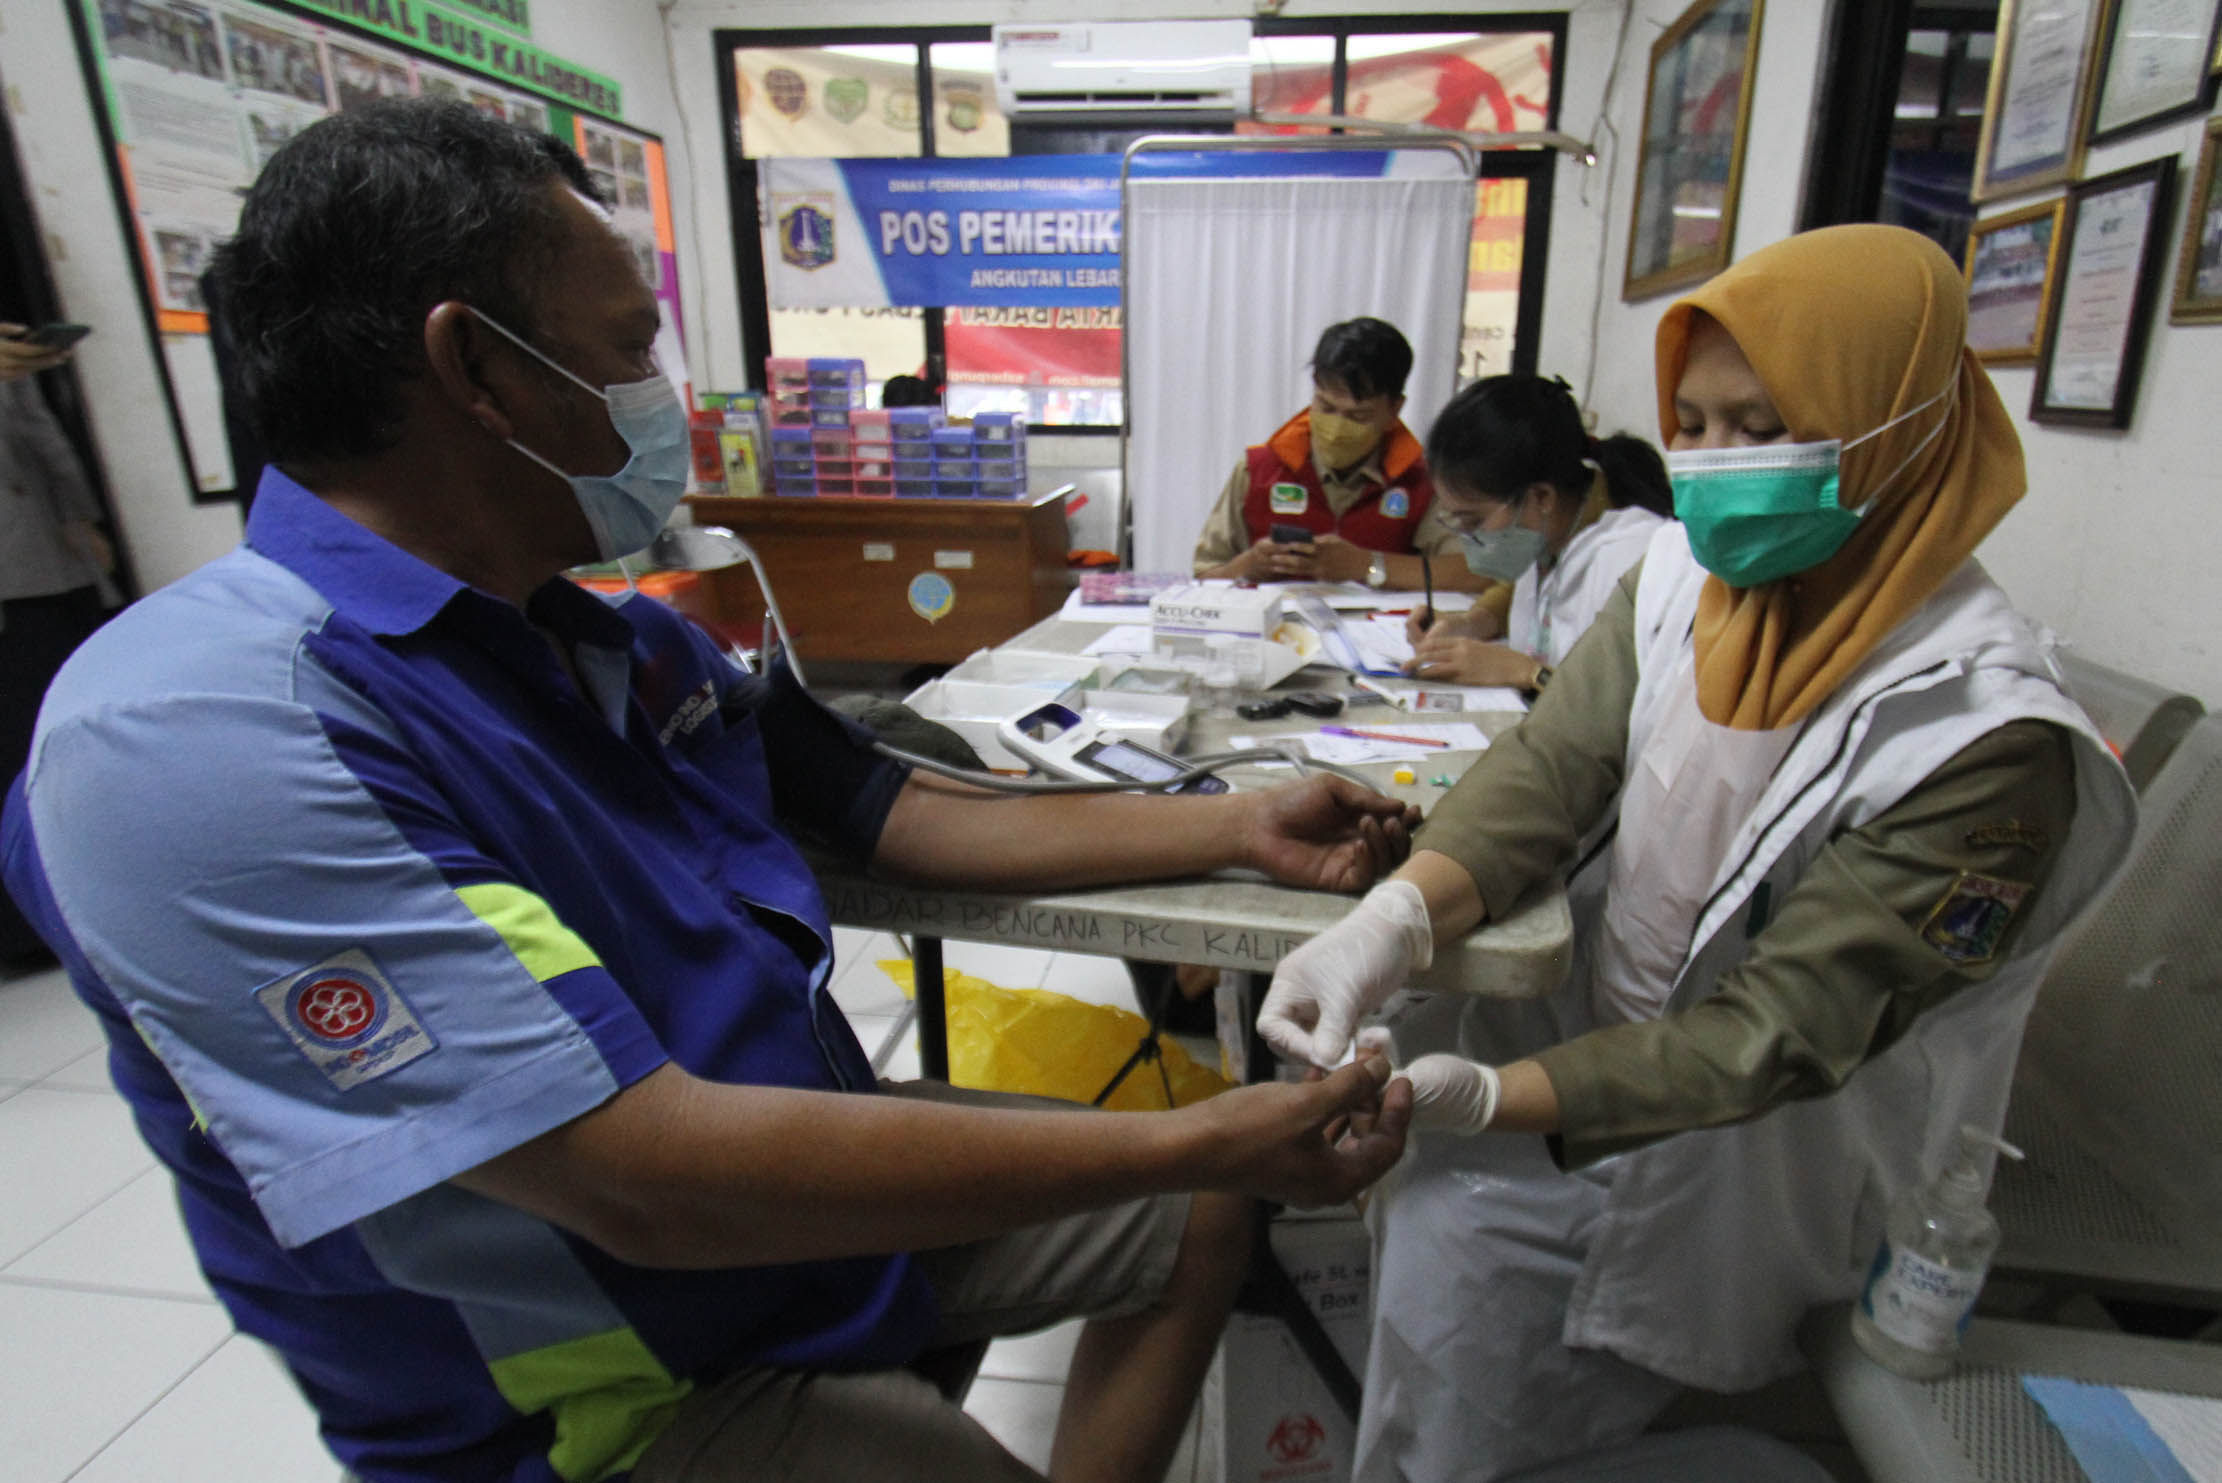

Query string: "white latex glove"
[[1401, 1054, 1502, 1135], [1257, 879, 1434, 1068]]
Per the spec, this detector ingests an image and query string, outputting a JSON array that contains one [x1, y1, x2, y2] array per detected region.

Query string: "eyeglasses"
[[1434, 496, 1513, 535]]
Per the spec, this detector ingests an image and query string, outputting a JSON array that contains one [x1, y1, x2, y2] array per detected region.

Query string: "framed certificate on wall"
[[2031, 155, 2178, 427], [2088, 0, 2222, 144], [1973, 0, 2104, 202]]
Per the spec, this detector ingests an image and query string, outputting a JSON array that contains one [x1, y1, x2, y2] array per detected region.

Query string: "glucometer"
[[997, 701, 1229, 794]]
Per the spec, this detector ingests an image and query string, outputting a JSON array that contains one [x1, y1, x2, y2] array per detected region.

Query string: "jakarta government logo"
[[780, 202, 836, 271], [288, 971, 387, 1046]]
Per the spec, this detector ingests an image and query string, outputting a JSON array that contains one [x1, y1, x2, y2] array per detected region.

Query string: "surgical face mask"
[[473, 309, 689, 561], [1666, 381, 1955, 588], [1310, 409, 1381, 473], [1457, 522, 1550, 585]]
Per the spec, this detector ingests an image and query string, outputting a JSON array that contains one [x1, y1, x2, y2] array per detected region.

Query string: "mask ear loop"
[[1842, 380, 1957, 511]]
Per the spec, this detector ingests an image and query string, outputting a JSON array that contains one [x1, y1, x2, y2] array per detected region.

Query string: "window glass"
[[1898, 31, 1947, 120], [736, 45, 922, 158], [767, 306, 926, 399], [1342, 32, 1553, 134], [1951, 33, 1993, 116], [1242, 34, 1336, 134], [928, 42, 1009, 156], [1463, 176, 1528, 381], [1878, 21, 1992, 268], [946, 306, 1124, 426]]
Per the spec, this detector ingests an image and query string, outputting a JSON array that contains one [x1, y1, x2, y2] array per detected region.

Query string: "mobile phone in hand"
[[1269, 522, 1314, 545], [18, 323, 91, 350]]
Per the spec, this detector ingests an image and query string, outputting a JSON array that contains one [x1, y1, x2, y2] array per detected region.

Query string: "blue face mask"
[[1666, 382, 1954, 588], [473, 309, 689, 561]]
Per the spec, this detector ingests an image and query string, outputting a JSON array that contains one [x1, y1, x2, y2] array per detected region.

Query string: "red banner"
[[945, 306, 1122, 388]]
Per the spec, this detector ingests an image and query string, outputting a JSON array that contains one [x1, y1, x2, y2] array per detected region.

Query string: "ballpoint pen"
[[1320, 724, 1450, 748]]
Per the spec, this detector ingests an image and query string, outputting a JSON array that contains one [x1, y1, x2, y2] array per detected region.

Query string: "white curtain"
[[1124, 168, 1475, 576]]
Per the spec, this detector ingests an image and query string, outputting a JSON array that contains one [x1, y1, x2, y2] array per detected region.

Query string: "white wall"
[[0, 0, 697, 595], [1977, 111, 2222, 705], [1565, 0, 2222, 706]]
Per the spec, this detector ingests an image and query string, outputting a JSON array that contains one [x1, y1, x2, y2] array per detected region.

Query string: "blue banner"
[[763, 150, 1418, 310]]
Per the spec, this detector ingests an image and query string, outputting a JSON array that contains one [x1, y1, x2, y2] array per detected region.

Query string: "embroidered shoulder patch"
[[1269, 482, 1309, 515], [1964, 820, 2050, 855], [1381, 487, 1410, 519], [1918, 872, 2031, 965], [256, 949, 437, 1092]]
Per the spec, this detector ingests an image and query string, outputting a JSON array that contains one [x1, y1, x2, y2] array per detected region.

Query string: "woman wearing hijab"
[[1405, 374, 1671, 691], [1255, 226, 2138, 1480]]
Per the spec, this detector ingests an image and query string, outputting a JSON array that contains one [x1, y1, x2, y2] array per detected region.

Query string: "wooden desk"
[[685, 491, 1076, 665]]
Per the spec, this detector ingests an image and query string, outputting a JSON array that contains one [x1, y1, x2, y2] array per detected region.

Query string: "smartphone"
[[1283, 691, 1344, 718], [1269, 522, 1315, 546], [1237, 698, 1292, 721], [18, 323, 91, 350]]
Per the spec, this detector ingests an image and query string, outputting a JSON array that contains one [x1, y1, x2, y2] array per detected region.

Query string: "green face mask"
[[1667, 441, 1859, 588], [1666, 383, 1955, 588]]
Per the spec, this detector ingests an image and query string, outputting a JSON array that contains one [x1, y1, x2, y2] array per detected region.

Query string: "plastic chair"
[[1991, 713, 2222, 1307]]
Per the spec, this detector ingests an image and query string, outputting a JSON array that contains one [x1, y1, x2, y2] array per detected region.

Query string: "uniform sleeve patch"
[[1269, 482, 1309, 515], [255, 948, 438, 1092], [1919, 871, 2031, 965]]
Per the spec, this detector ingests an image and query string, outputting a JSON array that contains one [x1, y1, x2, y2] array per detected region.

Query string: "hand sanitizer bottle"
[[1852, 1124, 2025, 1379]]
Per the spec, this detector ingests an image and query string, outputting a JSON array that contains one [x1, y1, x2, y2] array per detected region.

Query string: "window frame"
[[712, 14, 1567, 428]]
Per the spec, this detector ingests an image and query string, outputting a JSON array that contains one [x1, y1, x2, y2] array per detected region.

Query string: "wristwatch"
[[1365, 553, 1389, 589]]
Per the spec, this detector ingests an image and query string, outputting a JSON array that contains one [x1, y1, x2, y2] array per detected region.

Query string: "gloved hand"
[[1258, 879, 1434, 1068], [1401, 1054, 1502, 1135]]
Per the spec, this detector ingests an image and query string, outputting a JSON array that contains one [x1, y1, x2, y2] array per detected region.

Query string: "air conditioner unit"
[[993, 19, 1252, 121]]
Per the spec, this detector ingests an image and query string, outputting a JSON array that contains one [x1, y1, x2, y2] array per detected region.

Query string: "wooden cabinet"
[[683, 490, 1076, 665]]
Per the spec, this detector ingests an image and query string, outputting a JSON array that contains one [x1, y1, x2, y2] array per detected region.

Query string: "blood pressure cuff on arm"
[[724, 656, 912, 861]]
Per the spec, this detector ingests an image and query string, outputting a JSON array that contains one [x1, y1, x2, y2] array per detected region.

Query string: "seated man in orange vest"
[[1190, 318, 1493, 613]]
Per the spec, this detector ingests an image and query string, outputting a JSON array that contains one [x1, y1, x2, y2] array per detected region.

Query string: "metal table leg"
[[915, 935, 949, 1081]]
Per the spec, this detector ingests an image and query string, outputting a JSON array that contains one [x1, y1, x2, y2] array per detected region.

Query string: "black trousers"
[[0, 585, 106, 960]]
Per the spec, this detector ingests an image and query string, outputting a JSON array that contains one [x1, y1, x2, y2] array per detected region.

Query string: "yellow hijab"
[[1653, 225, 2026, 730]]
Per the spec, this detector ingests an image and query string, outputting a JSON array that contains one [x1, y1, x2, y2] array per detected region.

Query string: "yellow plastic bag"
[[877, 960, 1232, 1110]]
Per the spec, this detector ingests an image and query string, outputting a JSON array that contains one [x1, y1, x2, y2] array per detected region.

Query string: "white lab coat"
[[1358, 524, 2136, 1482], [1507, 505, 1665, 666]]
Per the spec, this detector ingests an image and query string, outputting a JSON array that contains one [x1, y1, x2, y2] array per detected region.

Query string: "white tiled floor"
[[0, 933, 1223, 1481]]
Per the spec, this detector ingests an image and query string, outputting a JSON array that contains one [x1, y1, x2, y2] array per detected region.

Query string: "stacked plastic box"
[[929, 425, 977, 498], [970, 412, 1028, 499], [764, 357, 813, 429], [891, 407, 946, 497], [847, 409, 895, 498], [806, 357, 867, 427], [768, 426, 817, 495]]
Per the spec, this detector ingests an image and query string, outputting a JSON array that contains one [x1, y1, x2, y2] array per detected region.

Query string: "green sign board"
[[292, 0, 618, 117], [444, 0, 529, 39]]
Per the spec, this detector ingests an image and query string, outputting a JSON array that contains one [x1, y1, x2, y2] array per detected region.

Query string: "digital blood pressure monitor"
[[997, 702, 1229, 794]]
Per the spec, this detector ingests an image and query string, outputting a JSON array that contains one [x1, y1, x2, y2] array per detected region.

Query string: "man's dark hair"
[[1309, 317, 1413, 403], [206, 98, 599, 466], [879, 374, 938, 408]]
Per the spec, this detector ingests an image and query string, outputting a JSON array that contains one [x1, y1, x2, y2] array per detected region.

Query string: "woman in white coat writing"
[[1258, 225, 2138, 1481], [1405, 374, 1669, 694]]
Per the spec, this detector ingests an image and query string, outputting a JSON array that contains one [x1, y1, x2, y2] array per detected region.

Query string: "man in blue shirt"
[[2, 102, 1416, 1483]]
